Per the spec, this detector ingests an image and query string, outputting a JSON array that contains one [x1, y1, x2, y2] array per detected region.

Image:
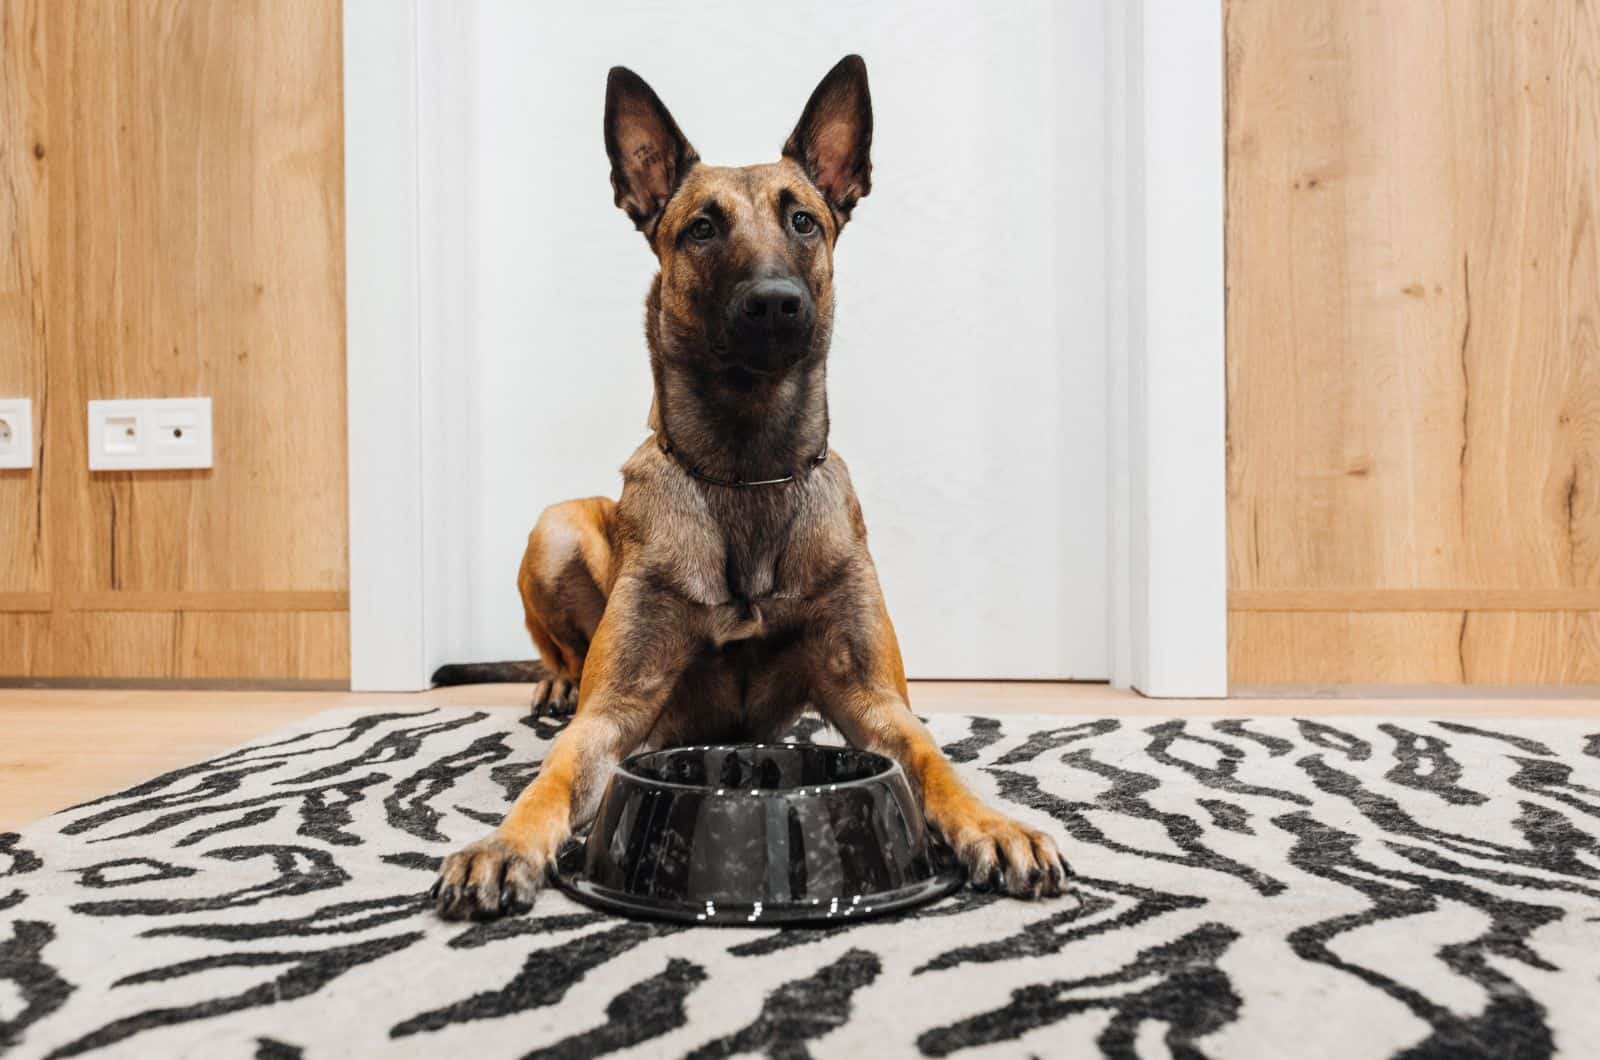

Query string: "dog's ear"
[[783, 55, 873, 230], [605, 66, 698, 240]]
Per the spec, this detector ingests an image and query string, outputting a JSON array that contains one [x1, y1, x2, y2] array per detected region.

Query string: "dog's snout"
[[729, 279, 812, 342]]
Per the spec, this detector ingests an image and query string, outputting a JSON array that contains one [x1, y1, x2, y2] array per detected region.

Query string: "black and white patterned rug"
[[3, 708, 1600, 1058]]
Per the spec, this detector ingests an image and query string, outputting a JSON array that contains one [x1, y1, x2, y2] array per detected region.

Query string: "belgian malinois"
[[431, 55, 1070, 919]]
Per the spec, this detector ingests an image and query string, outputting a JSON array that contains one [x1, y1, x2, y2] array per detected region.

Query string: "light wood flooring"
[[2, 682, 1596, 830]]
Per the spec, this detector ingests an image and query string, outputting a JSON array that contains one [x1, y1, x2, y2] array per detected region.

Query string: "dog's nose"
[[740, 281, 804, 322], [729, 278, 812, 341]]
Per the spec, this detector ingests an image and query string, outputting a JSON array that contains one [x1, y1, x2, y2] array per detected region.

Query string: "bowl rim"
[[553, 838, 967, 926], [614, 742, 903, 796]]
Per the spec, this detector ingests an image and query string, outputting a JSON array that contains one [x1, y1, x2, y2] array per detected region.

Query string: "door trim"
[[1105, 0, 1228, 696], [343, 0, 1228, 696], [344, 0, 427, 690]]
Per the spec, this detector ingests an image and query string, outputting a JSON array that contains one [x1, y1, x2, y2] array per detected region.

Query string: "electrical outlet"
[[0, 398, 33, 469], [88, 398, 213, 470]]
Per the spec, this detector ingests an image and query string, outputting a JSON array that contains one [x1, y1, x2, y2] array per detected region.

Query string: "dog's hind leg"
[[518, 497, 616, 717]]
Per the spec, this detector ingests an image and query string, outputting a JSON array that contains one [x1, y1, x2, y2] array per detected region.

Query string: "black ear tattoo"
[[604, 66, 698, 240], [782, 55, 873, 230]]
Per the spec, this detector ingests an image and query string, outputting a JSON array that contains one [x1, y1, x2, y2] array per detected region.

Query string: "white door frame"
[[342, 0, 1227, 696]]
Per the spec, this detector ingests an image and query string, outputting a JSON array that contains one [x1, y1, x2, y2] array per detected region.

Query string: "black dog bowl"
[[552, 744, 965, 925]]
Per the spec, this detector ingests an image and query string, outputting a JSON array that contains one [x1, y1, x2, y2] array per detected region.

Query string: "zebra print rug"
[[3, 708, 1599, 1058]]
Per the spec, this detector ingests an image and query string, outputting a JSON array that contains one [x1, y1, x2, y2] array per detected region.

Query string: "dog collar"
[[656, 432, 828, 488], [652, 376, 830, 488]]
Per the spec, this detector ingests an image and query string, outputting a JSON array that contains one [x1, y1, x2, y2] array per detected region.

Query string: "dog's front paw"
[[946, 814, 1070, 899], [430, 834, 547, 920]]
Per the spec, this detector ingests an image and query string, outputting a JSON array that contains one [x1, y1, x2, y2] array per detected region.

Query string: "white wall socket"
[[88, 398, 213, 471], [0, 398, 33, 469]]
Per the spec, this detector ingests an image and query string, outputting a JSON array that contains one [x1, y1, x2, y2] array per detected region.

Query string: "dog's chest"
[[721, 522, 783, 601], [648, 461, 856, 638], [687, 491, 812, 639]]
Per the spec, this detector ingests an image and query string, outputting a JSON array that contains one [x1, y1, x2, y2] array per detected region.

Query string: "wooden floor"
[[2, 682, 1597, 831]]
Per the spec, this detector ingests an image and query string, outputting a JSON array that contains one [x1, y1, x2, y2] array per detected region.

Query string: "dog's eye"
[[791, 211, 817, 236], [688, 218, 716, 241]]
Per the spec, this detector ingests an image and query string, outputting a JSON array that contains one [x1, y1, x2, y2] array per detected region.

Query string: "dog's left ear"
[[783, 55, 873, 230], [605, 66, 699, 241]]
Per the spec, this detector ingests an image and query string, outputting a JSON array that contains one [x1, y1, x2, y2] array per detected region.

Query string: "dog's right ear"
[[605, 66, 698, 241]]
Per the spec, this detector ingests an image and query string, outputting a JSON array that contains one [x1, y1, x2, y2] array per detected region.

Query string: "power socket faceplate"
[[0, 398, 33, 469], [87, 398, 213, 471]]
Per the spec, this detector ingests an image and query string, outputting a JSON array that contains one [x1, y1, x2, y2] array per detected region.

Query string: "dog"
[[430, 56, 1070, 919]]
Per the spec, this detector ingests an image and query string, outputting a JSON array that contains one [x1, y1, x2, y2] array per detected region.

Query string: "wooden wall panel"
[[36, 612, 348, 681], [0, 615, 49, 675], [175, 613, 349, 681], [1231, 612, 1600, 685], [45, 1, 347, 597], [0, 0, 47, 596], [0, 0, 348, 681], [1227, 1, 1600, 684], [46, 613, 182, 680]]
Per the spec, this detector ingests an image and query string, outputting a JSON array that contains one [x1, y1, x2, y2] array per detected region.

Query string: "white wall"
[[347, 0, 1227, 694], [429, 0, 1111, 680]]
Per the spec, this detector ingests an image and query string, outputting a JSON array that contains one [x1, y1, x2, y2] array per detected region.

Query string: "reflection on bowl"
[[552, 743, 965, 925]]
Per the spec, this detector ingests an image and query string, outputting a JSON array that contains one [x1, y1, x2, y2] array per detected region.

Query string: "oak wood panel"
[[1231, 588, 1600, 612], [0, 0, 47, 595], [1231, 611, 1600, 686], [174, 612, 348, 680], [44, 1, 347, 599], [1227, 1, 1600, 683], [0, 591, 347, 612], [61, 591, 349, 612], [0, 1, 348, 680], [42, 611, 348, 681], [0, 593, 50, 612], [0, 615, 49, 674], [45, 613, 178, 680]]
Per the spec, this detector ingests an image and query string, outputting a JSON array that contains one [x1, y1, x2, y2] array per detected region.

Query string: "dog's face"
[[604, 57, 872, 377]]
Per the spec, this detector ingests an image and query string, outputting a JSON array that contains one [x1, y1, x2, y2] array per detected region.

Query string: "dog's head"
[[605, 56, 872, 377]]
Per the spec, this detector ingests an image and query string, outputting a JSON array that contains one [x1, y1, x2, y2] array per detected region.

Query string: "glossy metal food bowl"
[[552, 743, 965, 925]]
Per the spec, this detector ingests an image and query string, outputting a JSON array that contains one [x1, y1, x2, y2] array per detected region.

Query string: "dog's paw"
[[946, 814, 1070, 899], [531, 676, 577, 718], [430, 834, 547, 920]]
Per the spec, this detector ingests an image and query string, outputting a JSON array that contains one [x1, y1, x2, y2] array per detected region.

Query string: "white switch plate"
[[88, 398, 213, 471], [0, 398, 33, 469]]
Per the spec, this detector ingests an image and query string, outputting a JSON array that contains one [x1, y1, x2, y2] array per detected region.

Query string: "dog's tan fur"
[[433, 57, 1069, 919]]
